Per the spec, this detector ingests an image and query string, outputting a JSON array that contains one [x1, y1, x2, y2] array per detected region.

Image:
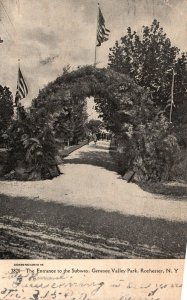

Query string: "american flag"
[[15, 67, 28, 106], [96, 7, 110, 47]]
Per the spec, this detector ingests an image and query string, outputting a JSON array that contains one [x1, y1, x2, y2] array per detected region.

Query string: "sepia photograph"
[[0, 0, 186, 260]]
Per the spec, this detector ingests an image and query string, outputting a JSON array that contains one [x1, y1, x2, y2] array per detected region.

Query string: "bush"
[[112, 108, 180, 182], [170, 148, 187, 181], [4, 107, 59, 180]]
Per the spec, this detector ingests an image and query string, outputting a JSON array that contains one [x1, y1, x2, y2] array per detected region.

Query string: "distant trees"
[[86, 119, 103, 133], [0, 85, 13, 147], [0, 85, 13, 133]]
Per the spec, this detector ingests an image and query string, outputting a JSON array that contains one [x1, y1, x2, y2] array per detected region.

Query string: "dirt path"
[[0, 141, 186, 258], [0, 141, 186, 222]]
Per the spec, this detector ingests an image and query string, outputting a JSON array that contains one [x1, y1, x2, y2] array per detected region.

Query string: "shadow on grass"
[[0, 193, 186, 258], [139, 181, 187, 199], [59, 141, 88, 158], [64, 148, 118, 172], [90, 143, 110, 150]]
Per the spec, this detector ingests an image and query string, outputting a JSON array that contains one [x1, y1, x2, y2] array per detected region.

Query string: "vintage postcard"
[[0, 0, 186, 299]]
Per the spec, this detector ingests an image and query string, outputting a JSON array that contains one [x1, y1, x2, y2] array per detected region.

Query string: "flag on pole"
[[96, 7, 110, 47], [15, 67, 28, 106], [165, 68, 175, 123]]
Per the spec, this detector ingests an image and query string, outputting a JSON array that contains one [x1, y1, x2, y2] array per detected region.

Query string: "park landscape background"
[[0, 18, 187, 185]]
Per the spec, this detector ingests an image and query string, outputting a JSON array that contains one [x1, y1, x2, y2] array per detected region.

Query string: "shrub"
[[5, 107, 58, 180], [112, 105, 180, 182]]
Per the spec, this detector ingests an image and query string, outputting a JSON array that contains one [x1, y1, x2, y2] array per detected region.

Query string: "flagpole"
[[17, 58, 21, 106], [169, 68, 175, 123], [94, 3, 99, 67], [16, 59, 21, 120], [18, 58, 20, 79]]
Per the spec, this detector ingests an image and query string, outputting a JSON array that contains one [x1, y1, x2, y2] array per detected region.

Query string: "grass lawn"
[[139, 181, 187, 198], [0, 193, 186, 259], [58, 141, 88, 158]]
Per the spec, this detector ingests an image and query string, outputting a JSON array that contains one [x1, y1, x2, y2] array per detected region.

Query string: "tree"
[[0, 85, 14, 132], [86, 119, 103, 133], [108, 19, 186, 119]]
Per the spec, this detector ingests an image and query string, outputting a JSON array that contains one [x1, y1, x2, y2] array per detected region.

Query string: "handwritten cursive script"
[[0, 265, 183, 300]]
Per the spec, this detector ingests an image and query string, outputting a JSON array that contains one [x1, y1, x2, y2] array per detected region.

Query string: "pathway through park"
[[0, 141, 186, 258]]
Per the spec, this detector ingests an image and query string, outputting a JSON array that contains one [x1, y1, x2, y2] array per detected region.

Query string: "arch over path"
[[32, 65, 172, 182], [32, 65, 146, 134]]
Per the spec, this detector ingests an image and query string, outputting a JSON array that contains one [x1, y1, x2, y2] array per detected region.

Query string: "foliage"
[[0, 85, 14, 144], [31, 65, 180, 181], [170, 148, 187, 182], [53, 109, 72, 141], [32, 65, 143, 135], [130, 118, 180, 181], [108, 19, 187, 122], [52, 103, 87, 145], [109, 85, 180, 181], [32, 73, 88, 145], [108, 19, 186, 180], [86, 119, 103, 133], [5, 106, 58, 180]]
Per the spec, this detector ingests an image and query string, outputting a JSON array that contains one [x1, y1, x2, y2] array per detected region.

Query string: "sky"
[[0, 0, 187, 108]]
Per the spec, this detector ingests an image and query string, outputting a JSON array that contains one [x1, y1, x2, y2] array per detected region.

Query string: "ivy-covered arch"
[[32, 65, 152, 134], [31, 66, 178, 181]]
